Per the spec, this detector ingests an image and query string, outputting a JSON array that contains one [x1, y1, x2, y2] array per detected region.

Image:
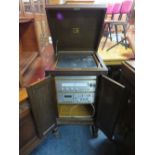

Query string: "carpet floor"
[[30, 125, 122, 155]]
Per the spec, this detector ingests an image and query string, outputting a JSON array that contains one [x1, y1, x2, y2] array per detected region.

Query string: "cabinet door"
[[27, 77, 58, 138], [95, 75, 125, 140]]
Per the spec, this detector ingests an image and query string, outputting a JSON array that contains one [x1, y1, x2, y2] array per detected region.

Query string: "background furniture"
[[19, 17, 40, 86], [104, 1, 122, 41], [103, 0, 134, 49], [19, 0, 50, 87], [19, 0, 50, 53]]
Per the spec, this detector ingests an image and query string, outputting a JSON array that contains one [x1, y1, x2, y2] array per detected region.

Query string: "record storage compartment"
[[57, 104, 95, 125], [58, 104, 95, 118]]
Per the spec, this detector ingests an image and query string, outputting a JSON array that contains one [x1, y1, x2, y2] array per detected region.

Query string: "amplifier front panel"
[[55, 76, 97, 104]]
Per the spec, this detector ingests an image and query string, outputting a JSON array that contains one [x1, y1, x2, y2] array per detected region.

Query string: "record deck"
[[56, 54, 97, 69]]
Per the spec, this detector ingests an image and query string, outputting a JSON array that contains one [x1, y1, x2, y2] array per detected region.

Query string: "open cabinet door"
[[27, 77, 58, 138], [95, 75, 125, 140]]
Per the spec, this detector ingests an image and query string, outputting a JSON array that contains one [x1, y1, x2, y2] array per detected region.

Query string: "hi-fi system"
[[55, 76, 97, 104]]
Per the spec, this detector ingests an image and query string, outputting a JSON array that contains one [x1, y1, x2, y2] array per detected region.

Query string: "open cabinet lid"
[[27, 77, 58, 138], [95, 75, 125, 140], [45, 5, 106, 54]]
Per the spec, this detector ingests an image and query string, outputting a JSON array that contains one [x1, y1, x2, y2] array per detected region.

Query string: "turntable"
[[46, 5, 107, 71], [56, 54, 97, 69]]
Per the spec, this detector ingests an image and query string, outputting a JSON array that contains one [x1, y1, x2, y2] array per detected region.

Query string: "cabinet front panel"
[[27, 77, 58, 137]]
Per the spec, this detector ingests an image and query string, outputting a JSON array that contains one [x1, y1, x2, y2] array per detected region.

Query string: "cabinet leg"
[[91, 125, 98, 138], [52, 127, 61, 138]]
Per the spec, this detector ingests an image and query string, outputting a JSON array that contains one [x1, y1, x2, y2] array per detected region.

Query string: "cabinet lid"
[[46, 4, 106, 53]]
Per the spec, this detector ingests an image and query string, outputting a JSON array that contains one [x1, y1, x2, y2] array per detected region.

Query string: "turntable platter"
[[56, 54, 97, 68]]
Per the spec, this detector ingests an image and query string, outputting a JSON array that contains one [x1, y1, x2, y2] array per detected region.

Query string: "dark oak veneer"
[[27, 77, 58, 138], [95, 75, 125, 140]]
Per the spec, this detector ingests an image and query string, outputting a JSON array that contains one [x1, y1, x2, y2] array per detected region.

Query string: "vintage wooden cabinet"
[[26, 70, 125, 140], [20, 62, 135, 154], [19, 5, 135, 154], [25, 4, 126, 141]]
